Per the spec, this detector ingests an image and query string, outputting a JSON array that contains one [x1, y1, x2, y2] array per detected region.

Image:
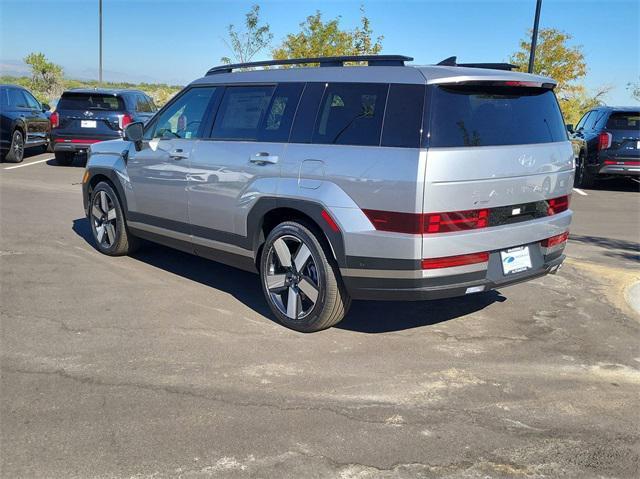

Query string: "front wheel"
[[89, 181, 139, 256], [260, 221, 350, 332]]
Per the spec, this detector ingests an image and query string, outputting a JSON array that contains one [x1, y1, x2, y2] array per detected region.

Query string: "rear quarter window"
[[57, 93, 125, 111], [428, 85, 567, 147]]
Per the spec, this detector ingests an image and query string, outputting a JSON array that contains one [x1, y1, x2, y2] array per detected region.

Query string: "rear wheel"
[[574, 154, 595, 188], [4, 130, 24, 163], [55, 151, 74, 166], [89, 181, 139, 256], [260, 221, 350, 332]]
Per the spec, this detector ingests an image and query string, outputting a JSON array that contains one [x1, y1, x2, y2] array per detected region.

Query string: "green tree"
[[509, 28, 610, 124], [272, 6, 383, 63], [627, 79, 640, 102], [221, 4, 273, 64], [23, 52, 64, 102]]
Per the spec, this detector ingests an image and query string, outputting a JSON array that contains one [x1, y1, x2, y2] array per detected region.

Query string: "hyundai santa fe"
[[81, 55, 574, 332]]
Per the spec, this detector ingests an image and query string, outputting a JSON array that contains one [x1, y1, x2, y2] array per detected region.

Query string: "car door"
[[7, 88, 39, 144], [188, 83, 303, 241], [22, 89, 50, 143], [125, 86, 218, 232]]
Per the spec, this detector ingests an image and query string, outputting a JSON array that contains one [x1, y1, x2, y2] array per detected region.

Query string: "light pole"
[[99, 0, 103, 85], [528, 0, 542, 73]]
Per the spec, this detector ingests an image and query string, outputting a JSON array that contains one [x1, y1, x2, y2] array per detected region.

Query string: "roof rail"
[[436, 56, 517, 71], [206, 55, 414, 75]]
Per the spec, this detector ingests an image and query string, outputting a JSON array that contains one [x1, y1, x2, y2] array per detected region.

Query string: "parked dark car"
[[569, 107, 640, 187], [0, 84, 51, 163], [50, 89, 157, 165]]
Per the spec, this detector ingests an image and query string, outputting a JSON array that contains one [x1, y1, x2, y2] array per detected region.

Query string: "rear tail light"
[[50, 111, 59, 128], [118, 113, 133, 130], [362, 210, 423, 234], [541, 231, 569, 248], [422, 252, 489, 270], [546, 195, 570, 215], [598, 132, 612, 150], [424, 209, 489, 233]]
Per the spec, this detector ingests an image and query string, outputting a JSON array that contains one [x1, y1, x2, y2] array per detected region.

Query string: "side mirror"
[[565, 124, 574, 134], [124, 122, 145, 150], [42, 103, 51, 112]]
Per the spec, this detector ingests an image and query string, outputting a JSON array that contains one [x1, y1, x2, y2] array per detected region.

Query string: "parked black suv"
[[569, 107, 640, 187], [50, 89, 157, 165], [0, 84, 51, 163]]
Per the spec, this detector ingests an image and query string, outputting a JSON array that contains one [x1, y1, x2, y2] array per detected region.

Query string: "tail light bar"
[[598, 132, 612, 150], [364, 195, 570, 235], [422, 252, 489, 270], [50, 111, 59, 129], [541, 231, 569, 248]]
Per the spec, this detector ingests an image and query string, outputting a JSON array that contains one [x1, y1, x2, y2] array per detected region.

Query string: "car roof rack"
[[436, 56, 517, 71], [206, 55, 414, 75]]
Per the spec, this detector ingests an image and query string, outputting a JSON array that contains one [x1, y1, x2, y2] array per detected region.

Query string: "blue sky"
[[1, 0, 638, 104]]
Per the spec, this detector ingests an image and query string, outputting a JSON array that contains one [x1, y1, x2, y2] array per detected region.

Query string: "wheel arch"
[[83, 168, 129, 218]]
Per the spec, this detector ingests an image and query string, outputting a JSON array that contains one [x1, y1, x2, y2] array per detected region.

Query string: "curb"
[[624, 281, 640, 316]]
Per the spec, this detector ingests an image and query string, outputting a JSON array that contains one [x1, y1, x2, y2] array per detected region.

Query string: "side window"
[[135, 94, 153, 113], [312, 82, 388, 147], [583, 111, 599, 130], [211, 86, 275, 141], [145, 87, 216, 140], [146, 95, 158, 112], [257, 83, 303, 142], [24, 91, 41, 110], [7, 89, 29, 108], [576, 111, 593, 130], [381, 84, 425, 148], [289, 82, 326, 143]]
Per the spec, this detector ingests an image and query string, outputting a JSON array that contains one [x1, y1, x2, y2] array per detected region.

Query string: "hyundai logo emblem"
[[84, 110, 94, 117]]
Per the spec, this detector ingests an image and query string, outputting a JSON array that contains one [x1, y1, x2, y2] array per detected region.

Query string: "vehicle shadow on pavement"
[[569, 234, 639, 262], [73, 217, 503, 333]]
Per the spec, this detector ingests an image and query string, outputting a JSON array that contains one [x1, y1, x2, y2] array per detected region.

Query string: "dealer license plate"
[[500, 246, 532, 275], [81, 120, 96, 128]]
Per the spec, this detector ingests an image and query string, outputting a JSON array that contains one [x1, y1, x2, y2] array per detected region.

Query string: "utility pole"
[[528, 0, 542, 73], [99, 0, 103, 85]]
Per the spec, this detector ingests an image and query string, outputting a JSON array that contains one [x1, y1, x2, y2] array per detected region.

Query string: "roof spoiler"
[[206, 55, 414, 75], [436, 56, 518, 71]]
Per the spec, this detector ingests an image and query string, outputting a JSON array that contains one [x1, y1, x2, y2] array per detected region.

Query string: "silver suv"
[[82, 55, 574, 332]]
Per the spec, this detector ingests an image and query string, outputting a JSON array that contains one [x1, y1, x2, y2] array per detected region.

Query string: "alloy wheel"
[[12, 131, 24, 162], [91, 190, 118, 248], [264, 235, 320, 320]]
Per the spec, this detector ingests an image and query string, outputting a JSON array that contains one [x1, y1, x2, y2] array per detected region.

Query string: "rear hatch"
[[422, 81, 573, 257], [602, 111, 640, 162], [53, 92, 127, 140]]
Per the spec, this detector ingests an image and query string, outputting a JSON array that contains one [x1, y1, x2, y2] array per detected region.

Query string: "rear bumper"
[[52, 135, 120, 153], [342, 248, 565, 301], [598, 163, 640, 176]]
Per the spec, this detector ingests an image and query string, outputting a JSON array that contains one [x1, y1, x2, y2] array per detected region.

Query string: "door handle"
[[170, 148, 189, 160], [250, 152, 278, 165]]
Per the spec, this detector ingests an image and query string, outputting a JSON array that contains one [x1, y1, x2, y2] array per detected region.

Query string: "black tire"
[[55, 151, 74, 166], [260, 220, 351, 332], [4, 130, 25, 163], [89, 181, 140, 256], [574, 154, 595, 188]]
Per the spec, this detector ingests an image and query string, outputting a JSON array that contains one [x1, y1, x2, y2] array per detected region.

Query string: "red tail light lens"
[[598, 132, 612, 150], [50, 111, 59, 129], [119, 113, 133, 130], [422, 252, 489, 270], [541, 231, 569, 248], [547, 195, 570, 215], [424, 209, 489, 233], [362, 210, 423, 234]]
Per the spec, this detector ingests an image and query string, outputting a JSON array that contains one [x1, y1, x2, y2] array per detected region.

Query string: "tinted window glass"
[[582, 110, 599, 130], [7, 89, 29, 108], [290, 82, 326, 143], [312, 83, 388, 147], [135, 94, 153, 113], [212, 86, 275, 140], [606, 112, 640, 130], [58, 93, 125, 111], [23, 91, 41, 109], [147, 96, 158, 112], [381, 84, 425, 148], [429, 85, 567, 147], [575, 111, 592, 130], [257, 83, 303, 142], [146, 87, 216, 140]]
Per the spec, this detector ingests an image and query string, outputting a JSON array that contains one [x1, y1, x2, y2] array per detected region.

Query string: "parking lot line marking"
[[3, 159, 50, 170], [572, 188, 588, 196]]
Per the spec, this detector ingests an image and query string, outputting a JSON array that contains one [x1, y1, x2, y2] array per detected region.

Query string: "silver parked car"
[[82, 55, 574, 332]]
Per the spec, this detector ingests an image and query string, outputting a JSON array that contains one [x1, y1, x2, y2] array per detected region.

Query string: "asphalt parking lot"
[[1, 151, 639, 478]]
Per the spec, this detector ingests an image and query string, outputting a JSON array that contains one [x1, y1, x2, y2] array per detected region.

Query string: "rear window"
[[57, 93, 125, 111], [606, 112, 640, 130], [429, 85, 567, 147]]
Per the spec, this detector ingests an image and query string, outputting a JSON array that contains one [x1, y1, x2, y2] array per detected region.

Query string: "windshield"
[[57, 93, 124, 111], [429, 85, 567, 147]]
